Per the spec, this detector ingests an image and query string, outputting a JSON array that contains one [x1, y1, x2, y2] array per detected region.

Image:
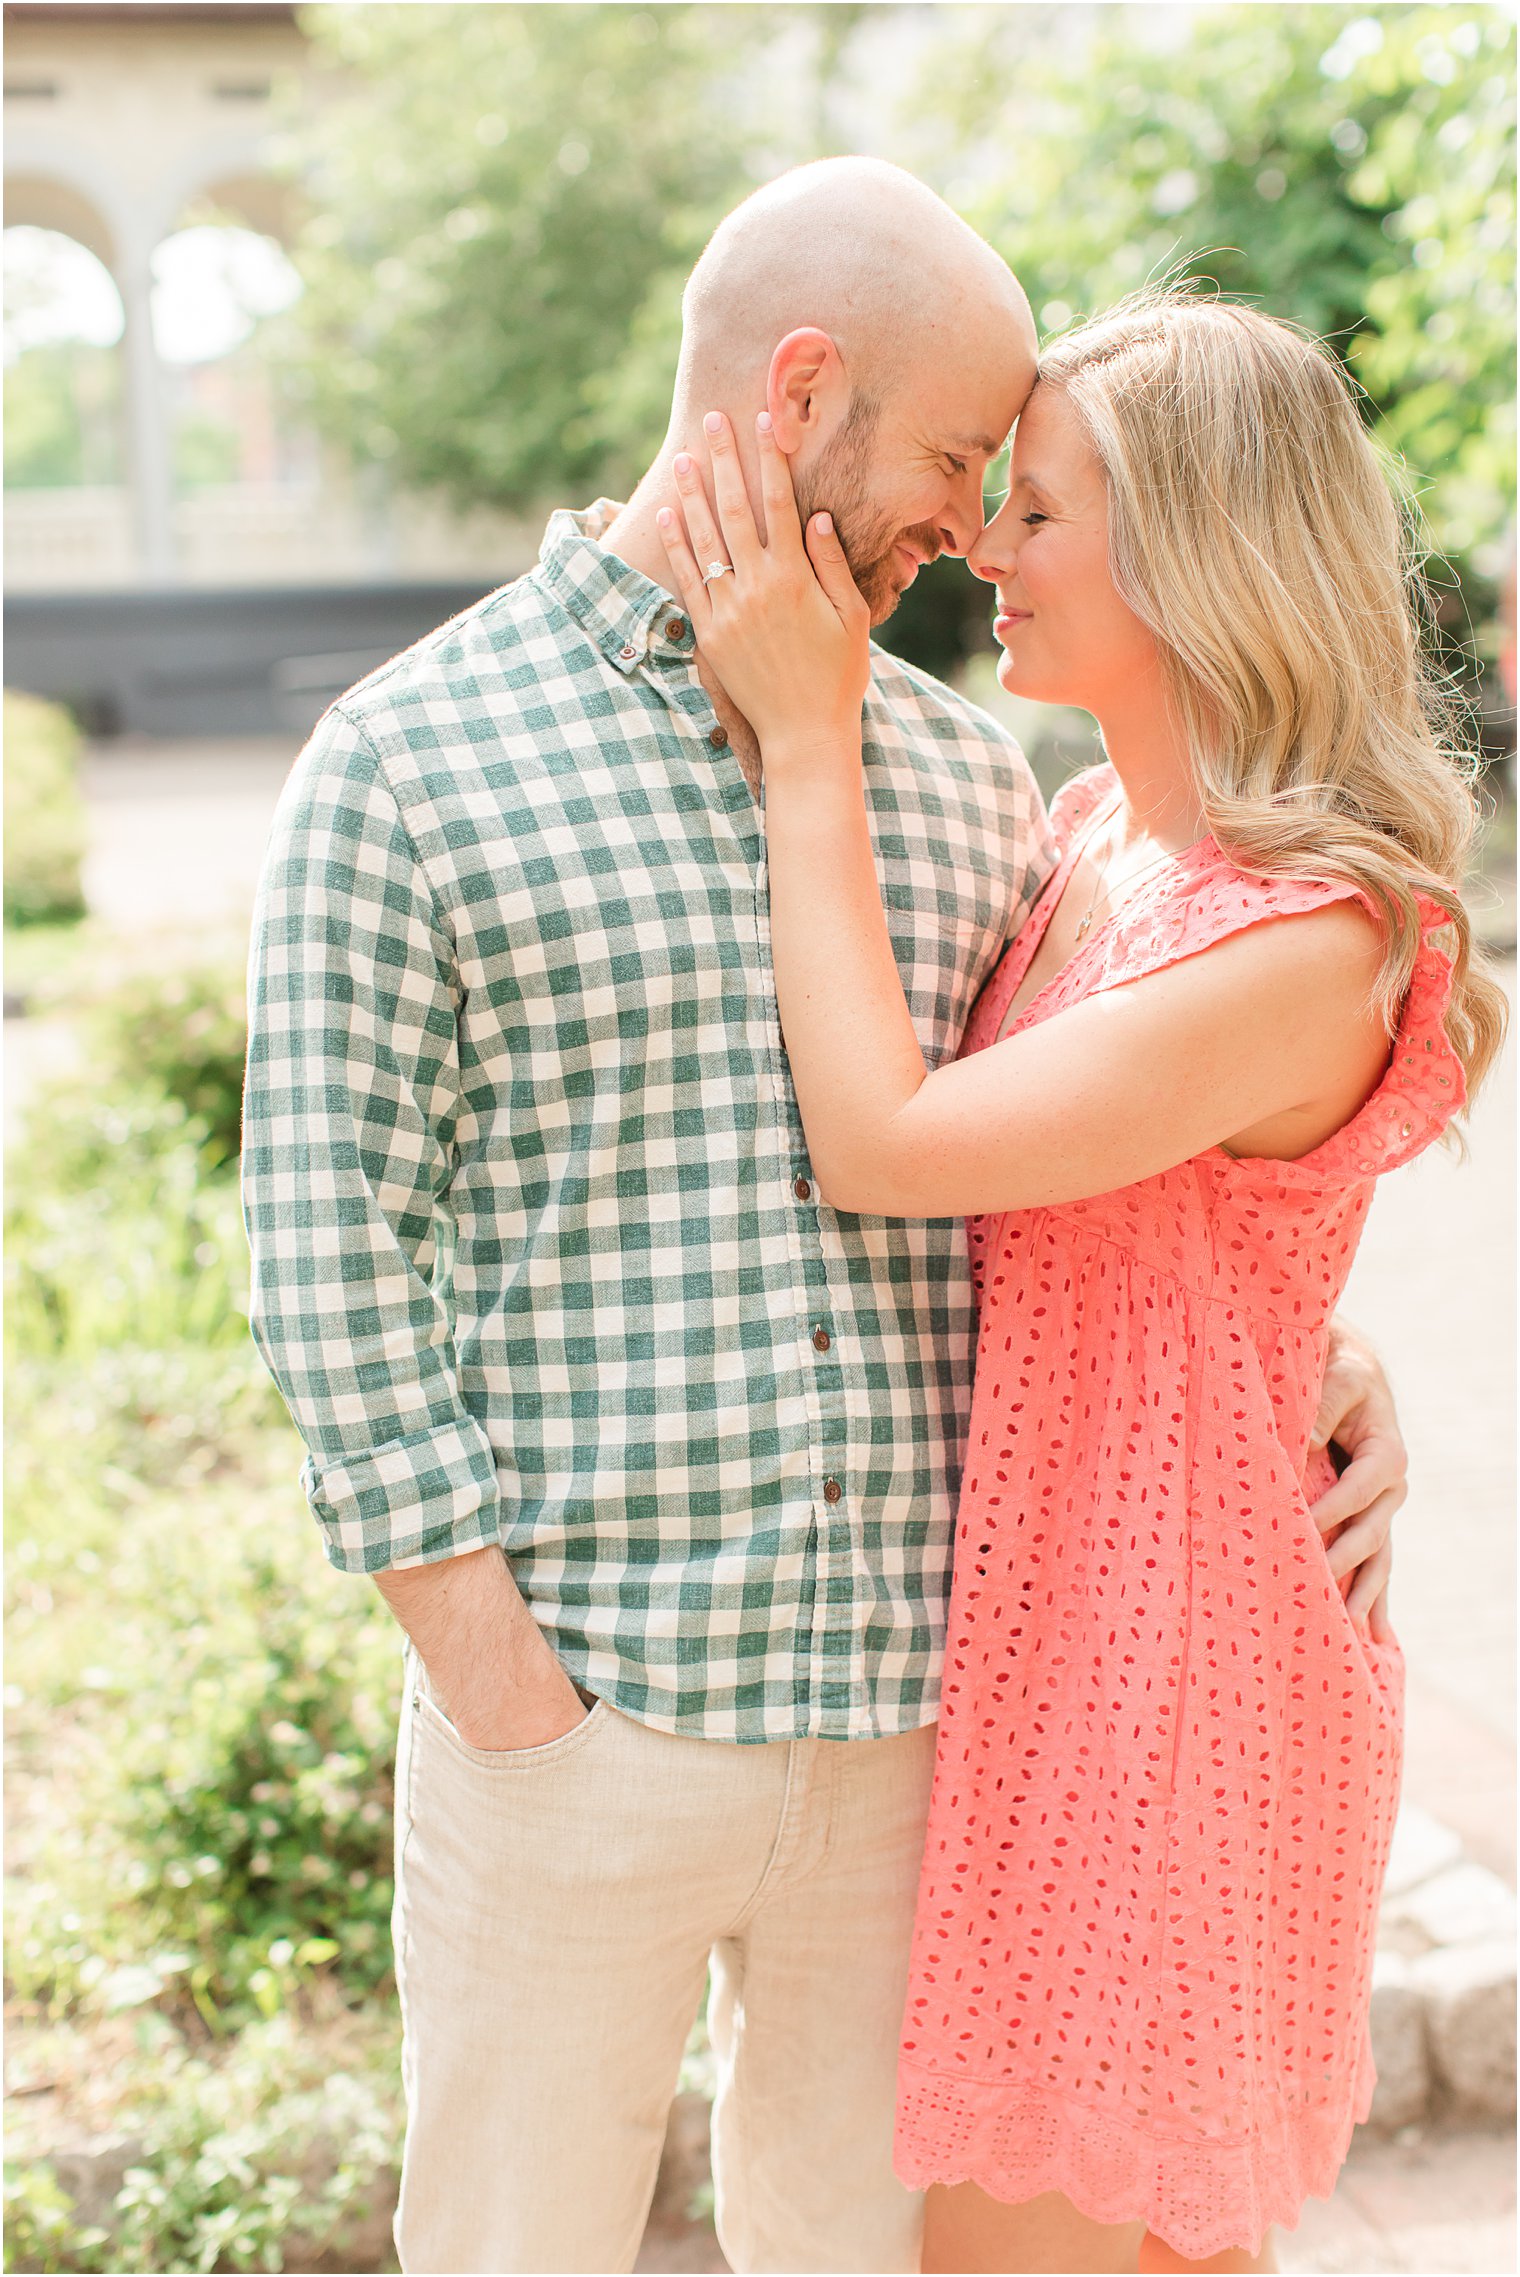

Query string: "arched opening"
[[150, 210, 305, 496], [4, 223, 126, 489]]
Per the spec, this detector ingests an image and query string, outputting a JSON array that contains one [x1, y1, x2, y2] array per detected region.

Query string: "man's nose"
[[936, 472, 987, 560]]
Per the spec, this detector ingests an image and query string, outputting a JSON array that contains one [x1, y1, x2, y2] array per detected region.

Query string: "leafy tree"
[[276, 4, 1512, 702], [280, 4, 793, 509], [3, 342, 122, 489], [925, 4, 1514, 695]]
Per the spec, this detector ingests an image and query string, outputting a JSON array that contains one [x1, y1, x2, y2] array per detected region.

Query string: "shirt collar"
[[534, 500, 697, 672]]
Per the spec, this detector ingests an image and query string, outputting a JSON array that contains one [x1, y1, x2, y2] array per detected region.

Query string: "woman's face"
[[969, 383, 1164, 715]]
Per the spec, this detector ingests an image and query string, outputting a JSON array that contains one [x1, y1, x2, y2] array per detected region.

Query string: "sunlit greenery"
[[278, 3, 1514, 701], [3, 343, 123, 490], [4, 690, 87, 928], [279, 3, 787, 505], [938, 3, 1514, 680]]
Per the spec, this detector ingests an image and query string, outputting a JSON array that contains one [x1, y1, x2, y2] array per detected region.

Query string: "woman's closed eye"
[[1021, 510, 1049, 527]]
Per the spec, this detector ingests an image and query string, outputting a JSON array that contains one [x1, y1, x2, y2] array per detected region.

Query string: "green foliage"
[[6, 1052, 397, 2031], [4, 930, 399, 2264], [3, 2163, 105, 2274], [173, 412, 242, 493], [1347, 10, 1516, 593], [937, 4, 1515, 648], [7, 1493, 399, 2025], [5, 1093, 249, 1363], [109, 2028, 397, 2273], [4, 691, 87, 928], [4, 2017, 400, 2274], [84, 961, 249, 1171], [282, 3, 779, 507], [2, 342, 123, 491]]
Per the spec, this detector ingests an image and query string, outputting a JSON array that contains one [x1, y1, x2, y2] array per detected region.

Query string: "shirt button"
[[822, 1477, 843, 1505], [665, 617, 687, 640], [708, 725, 729, 748], [618, 644, 637, 662], [812, 1325, 831, 1353], [793, 1176, 812, 1202]]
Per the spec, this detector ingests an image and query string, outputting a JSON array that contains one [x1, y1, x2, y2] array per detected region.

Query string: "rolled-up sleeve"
[[242, 705, 501, 1574]]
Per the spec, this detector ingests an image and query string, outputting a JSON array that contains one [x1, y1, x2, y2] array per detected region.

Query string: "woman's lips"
[[994, 608, 1032, 640]]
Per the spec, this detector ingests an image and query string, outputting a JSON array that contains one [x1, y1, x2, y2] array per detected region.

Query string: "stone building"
[[3, 1, 535, 732]]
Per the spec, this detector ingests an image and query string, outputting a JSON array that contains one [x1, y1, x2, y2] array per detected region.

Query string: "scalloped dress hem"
[[893, 2036, 1377, 2261]]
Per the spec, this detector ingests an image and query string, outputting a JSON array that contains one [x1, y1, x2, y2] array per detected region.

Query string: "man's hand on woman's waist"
[[1308, 1315, 1409, 1646]]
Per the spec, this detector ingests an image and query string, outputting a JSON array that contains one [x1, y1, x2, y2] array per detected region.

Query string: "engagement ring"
[[702, 561, 730, 583]]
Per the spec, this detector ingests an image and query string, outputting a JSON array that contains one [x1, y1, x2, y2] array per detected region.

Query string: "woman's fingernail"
[[656, 507, 673, 528], [704, 411, 724, 436], [815, 511, 833, 535], [756, 410, 773, 435], [673, 453, 692, 476]]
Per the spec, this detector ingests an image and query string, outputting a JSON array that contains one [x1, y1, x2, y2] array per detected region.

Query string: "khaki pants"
[[392, 1659, 937, 2274]]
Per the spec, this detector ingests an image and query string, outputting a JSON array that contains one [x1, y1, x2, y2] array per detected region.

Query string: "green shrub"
[[2, 2160, 105, 2273], [113, 2018, 398, 2274], [3, 2015, 400, 2274], [6, 1062, 398, 2029], [3, 691, 87, 929], [85, 964, 249, 1172], [5, 1091, 251, 1364], [7, 1469, 400, 2025]]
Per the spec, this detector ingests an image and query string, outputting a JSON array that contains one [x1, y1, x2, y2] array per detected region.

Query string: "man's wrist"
[[377, 1543, 587, 1750], [435, 1604, 575, 1719]]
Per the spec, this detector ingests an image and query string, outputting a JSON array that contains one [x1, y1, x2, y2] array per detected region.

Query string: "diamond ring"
[[702, 561, 730, 584]]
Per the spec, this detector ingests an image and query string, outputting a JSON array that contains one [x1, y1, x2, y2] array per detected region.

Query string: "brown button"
[[665, 617, 687, 640], [822, 1477, 843, 1505], [618, 644, 638, 662], [793, 1176, 812, 1202], [812, 1325, 831, 1353], [708, 725, 729, 749]]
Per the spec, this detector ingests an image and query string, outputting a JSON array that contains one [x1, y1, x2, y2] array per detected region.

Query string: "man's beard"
[[794, 409, 941, 627]]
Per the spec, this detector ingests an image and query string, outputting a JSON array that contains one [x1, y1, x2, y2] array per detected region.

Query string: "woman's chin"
[[994, 651, 1041, 697], [995, 650, 1080, 709]]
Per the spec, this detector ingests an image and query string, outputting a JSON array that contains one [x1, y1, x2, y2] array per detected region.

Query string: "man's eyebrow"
[[946, 433, 1008, 457]]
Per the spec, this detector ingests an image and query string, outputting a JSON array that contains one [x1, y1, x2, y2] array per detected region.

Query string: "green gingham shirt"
[[243, 504, 1052, 1741]]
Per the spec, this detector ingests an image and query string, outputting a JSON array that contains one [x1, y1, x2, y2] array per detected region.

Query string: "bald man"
[[243, 158, 1407, 2275]]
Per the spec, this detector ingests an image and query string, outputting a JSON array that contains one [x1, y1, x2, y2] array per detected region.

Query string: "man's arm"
[[242, 708, 582, 1748], [1307, 1316, 1409, 1643]]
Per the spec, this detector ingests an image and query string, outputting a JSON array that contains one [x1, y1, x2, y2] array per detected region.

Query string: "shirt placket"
[[751, 815, 861, 1733], [644, 613, 862, 1731]]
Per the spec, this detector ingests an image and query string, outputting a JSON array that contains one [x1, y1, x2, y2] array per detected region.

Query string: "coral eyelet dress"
[[894, 765, 1466, 2259]]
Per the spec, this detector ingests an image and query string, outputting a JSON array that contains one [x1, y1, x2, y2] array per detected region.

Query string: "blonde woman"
[[657, 292, 1505, 2274]]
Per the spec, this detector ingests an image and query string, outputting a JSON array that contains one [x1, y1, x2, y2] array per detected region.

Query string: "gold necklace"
[[1072, 817, 1182, 942]]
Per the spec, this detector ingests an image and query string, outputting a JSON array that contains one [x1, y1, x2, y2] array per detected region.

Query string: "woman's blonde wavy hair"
[[1036, 286, 1507, 1109]]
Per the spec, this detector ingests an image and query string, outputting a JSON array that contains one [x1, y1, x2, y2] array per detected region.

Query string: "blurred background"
[[3, 5, 1514, 2273]]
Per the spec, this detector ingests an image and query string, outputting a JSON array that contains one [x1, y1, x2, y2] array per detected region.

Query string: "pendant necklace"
[[1073, 814, 1183, 942]]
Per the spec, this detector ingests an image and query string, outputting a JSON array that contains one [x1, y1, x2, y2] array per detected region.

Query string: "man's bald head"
[[674, 157, 1032, 424], [603, 159, 1036, 630]]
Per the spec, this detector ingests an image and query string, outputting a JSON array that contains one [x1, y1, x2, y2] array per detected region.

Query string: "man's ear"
[[766, 328, 849, 453]]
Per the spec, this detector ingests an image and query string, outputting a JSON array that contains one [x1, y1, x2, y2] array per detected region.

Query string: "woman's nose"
[[968, 508, 1017, 585]]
